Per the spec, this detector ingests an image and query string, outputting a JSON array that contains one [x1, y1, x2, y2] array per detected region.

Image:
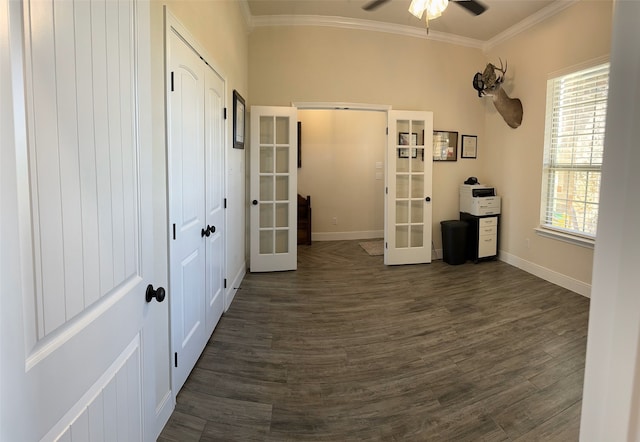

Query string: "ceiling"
[[246, 0, 564, 43]]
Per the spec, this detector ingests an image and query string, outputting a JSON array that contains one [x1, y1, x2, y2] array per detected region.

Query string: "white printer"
[[460, 184, 501, 216]]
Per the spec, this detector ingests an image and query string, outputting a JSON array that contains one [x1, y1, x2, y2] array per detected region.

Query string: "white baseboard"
[[225, 262, 246, 311], [312, 230, 384, 241], [499, 250, 591, 298]]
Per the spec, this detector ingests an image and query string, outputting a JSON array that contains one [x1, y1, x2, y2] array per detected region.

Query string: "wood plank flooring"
[[158, 240, 589, 441]]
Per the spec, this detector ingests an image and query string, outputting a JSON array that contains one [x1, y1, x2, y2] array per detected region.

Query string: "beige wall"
[[298, 109, 387, 239], [483, 0, 613, 290], [250, 26, 487, 250]]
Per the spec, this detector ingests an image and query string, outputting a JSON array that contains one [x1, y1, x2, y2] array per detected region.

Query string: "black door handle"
[[252, 200, 258, 205], [201, 225, 216, 237], [425, 197, 431, 202], [145, 284, 166, 303]]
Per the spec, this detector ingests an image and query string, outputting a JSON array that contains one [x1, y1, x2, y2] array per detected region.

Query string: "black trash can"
[[440, 220, 468, 265]]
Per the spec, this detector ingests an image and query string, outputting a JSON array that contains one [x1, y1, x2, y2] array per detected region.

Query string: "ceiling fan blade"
[[452, 0, 488, 16], [362, 0, 391, 11]]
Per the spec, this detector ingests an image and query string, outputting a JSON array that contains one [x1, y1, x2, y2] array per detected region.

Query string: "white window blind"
[[541, 62, 609, 238]]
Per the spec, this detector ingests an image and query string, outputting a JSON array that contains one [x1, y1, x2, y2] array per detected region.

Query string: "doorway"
[[297, 108, 387, 241]]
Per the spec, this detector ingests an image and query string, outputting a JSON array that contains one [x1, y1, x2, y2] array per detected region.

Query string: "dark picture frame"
[[398, 148, 418, 159], [232, 90, 245, 149], [461, 135, 478, 159], [297, 121, 302, 168], [399, 132, 418, 146], [433, 130, 458, 161]]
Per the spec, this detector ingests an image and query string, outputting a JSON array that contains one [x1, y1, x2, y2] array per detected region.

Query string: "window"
[[540, 62, 609, 240]]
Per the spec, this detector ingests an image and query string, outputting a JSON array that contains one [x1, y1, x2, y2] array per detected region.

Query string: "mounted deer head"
[[473, 59, 523, 129]]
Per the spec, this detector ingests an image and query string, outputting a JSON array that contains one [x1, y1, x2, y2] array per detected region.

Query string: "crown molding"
[[250, 14, 485, 49], [483, 0, 579, 52], [239, 0, 252, 30]]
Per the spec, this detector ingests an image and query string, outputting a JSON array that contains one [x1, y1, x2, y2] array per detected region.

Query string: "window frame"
[[538, 59, 610, 246]]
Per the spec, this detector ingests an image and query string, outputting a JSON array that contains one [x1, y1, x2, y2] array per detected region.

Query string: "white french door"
[[250, 106, 298, 272], [385, 110, 434, 265], [166, 16, 225, 394], [1, 0, 167, 440]]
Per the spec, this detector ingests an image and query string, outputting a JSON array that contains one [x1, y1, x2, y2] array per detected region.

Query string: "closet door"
[[203, 65, 225, 336], [385, 110, 434, 265], [166, 17, 226, 394], [167, 29, 207, 393], [250, 106, 298, 272]]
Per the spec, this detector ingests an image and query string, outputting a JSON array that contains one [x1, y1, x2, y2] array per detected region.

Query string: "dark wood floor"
[[158, 240, 589, 441]]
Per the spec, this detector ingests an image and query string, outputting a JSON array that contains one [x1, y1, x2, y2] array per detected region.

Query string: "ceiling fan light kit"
[[409, 0, 449, 21]]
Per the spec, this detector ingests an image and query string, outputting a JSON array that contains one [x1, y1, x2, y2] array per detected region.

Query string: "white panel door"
[[0, 0, 165, 440], [385, 110, 434, 265], [167, 21, 226, 393], [203, 64, 225, 336], [167, 30, 207, 393], [250, 106, 298, 272]]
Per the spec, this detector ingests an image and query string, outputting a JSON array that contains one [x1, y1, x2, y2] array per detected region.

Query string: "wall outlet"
[[332, 217, 337, 225]]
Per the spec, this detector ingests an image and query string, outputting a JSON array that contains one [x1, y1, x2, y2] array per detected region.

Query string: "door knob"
[[209, 225, 216, 233], [252, 200, 258, 205], [425, 196, 431, 202], [145, 284, 166, 303], [201, 226, 210, 237]]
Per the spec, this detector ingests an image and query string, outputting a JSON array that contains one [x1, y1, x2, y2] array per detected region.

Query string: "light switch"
[[375, 172, 383, 180], [375, 162, 383, 169]]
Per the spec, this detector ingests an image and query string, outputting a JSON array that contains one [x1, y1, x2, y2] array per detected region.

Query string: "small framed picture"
[[398, 148, 418, 158], [433, 130, 458, 161], [461, 135, 478, 159], [399, 132, 417, 146], [232, 90, 245, 149]]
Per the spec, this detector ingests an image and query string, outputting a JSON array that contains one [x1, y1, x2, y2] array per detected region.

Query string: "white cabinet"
[[460, 213, 499, 262]]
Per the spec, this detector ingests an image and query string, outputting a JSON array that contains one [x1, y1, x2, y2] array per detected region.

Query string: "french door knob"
[[201, 227, 210, 237], [425, 196, 431, 202], [145, 284, 166, 303], [252, 200, 258, 205], [209, 225, 216, 233]]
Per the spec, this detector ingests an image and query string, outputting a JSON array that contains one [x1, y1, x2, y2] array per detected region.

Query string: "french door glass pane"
[[396, 226, 408, 248], [275, 230, 288, 253], [276, 147, 289, 173], [396, 201, 409, 224], [276, 117, 289, 143], [260, 116, 274, 144], [260, 176, 273, 201], [260, 230, 273, 254], [275, 203, 288, 227], [260, 146, 274, 173], [260, 204, 273, 228]]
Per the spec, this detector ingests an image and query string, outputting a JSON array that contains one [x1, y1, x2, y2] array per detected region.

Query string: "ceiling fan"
[[363, 0, 487, 17]]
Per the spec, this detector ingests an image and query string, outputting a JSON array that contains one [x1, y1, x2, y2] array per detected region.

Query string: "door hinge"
[[174, 352, 178, 367], [170, 72, 174, 92], [385, 187, 388, 194], [385, 242, 388, 249], [224, 108, 227, 120], [172, 223, 176, 240], [224, 198, 227, 209], [386, 127, 388, 135], [224, 278, 227, 289]]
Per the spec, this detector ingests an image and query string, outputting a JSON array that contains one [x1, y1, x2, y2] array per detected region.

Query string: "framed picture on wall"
[[399, 132, 417, 146], [461, 135, 478, 159], [233, 90, 245, 149], [398, 148, 418, 158], [433, 130, 458, 161]]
